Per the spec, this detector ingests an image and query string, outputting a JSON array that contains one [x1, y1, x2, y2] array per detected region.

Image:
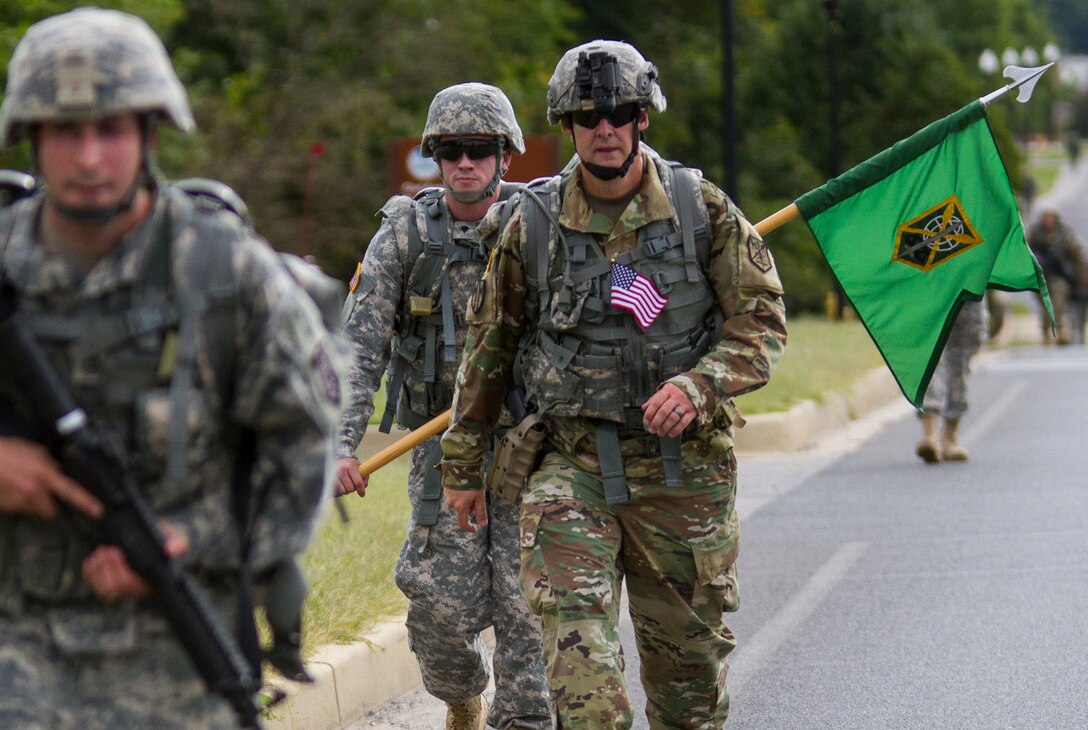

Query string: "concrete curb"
[[263, 364, 904, 730], [734, 365, 899, 453], [264, 621, 421, 730]]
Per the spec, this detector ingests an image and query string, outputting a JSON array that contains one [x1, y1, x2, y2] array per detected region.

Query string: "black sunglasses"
[[432, 139, 501, 162], [569, 103, 641, 129]]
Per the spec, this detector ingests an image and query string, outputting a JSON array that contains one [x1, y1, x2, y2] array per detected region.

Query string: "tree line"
[[1, 0, 1082, 312]]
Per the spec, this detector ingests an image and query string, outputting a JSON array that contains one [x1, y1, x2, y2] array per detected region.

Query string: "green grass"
[[295, 455, 411, 653], [735, 314, 884, 414], [294, 315, 886, 653], [1024, 141, 1068, 199]]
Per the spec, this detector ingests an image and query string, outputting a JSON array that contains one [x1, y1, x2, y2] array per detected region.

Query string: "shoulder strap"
[[162, 187, 242, 487], [380, 189, 444, 433], [518, 176, 565, 297], [664, 161, 711, 281]]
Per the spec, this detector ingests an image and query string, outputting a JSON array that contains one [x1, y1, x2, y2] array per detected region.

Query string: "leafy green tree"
[[167, 0, 576, 276], [1038, 0, 1088, 52], [2, 0, 1069, 308]]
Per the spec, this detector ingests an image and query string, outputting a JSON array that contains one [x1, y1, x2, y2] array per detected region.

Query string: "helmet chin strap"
[[439, 139, 506, 205], [577, 128, 642, 182], [51, 173, 143, 222]]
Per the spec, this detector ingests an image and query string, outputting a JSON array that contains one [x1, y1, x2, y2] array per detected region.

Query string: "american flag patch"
[[610, 261, 668, 329], [348, 262, 362, 293]]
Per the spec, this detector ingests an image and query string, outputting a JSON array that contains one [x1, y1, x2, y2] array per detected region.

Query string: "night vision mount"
[[575, 51, 620, 112]]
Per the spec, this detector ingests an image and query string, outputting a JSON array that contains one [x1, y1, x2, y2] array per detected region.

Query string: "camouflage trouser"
[[0, 611, 236, 729], [923, 300, 987, 419], [520, 446, 740, 729], [394, 435, 551, 729]]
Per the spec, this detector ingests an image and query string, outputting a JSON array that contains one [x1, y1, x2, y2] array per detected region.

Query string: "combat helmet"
[[420, 82, 524, 204], [546, 40, 664, 180], [546, 40, 666, 125], [0, 7, 195, 148]]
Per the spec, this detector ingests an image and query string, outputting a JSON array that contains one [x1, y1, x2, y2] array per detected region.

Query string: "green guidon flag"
[[795, 100, 1052, 409]]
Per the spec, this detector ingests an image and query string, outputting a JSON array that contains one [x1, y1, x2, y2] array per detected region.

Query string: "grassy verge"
[[735, 315, 884, 414], [1023, 140, 1068, 198], [296, 315, 886, 653], [291, 455, 410, 653]]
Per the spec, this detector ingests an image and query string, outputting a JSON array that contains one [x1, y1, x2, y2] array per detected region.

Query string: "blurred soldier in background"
[[1027, 208, 1086, 344], [915, 301, 988, 463]]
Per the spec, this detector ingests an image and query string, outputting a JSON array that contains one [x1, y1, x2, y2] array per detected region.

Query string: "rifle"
[[0, 284, 263, 730]]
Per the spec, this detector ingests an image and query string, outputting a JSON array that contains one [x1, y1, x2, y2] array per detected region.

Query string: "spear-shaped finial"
[[980, 63, 1054, 107]]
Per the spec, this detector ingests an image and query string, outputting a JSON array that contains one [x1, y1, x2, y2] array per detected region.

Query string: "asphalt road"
[[717, 345, 1088, 729]]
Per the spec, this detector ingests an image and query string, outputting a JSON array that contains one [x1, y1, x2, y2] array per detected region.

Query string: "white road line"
[[728, 541, 868, 696], [961, 379, 1029, 448], [979, 359, 1088, 373]]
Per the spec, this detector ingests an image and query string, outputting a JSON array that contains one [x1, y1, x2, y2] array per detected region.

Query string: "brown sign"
[[387, 135, 562, 197]]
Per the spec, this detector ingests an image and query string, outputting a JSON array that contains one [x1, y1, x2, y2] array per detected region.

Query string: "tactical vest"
[[514, 156, 718, 503], [518, 157, 716, 421], [0, 185, 245, 608], [380, 184, 522, 432]]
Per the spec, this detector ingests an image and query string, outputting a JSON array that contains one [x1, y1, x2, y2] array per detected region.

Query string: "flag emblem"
[[349, 261, 362, 293], [610, 261, 668, 329], [893, 195, 984, 271]]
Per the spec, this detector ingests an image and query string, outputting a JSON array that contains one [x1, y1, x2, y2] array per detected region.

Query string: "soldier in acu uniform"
[[441, 41, 788, 729], [915, 301, 988, 463], [333, 83, 551, 730], [0, 8, 347, 728]]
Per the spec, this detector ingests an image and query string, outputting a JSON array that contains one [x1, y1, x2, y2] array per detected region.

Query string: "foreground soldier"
[[0, 9, 346, 727], [441, 41, 787, 728], [334, 84, 550, 730]]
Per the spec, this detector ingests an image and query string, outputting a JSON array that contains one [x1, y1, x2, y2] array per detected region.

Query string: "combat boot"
[[446, 694, 488, 730], [941, 418, 969, 461], [915, 412, 940, 463]]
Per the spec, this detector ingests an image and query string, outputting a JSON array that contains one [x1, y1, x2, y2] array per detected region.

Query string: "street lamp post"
[[822, 0, 845, 320], [720, 0, 739, 204]]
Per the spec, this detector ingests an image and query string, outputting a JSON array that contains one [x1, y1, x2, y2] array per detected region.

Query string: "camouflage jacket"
[[335, 189, 493, 458], [1027, 220, 1085, 285], [440, 152, 788, 491], [0, 185, 347, 629]]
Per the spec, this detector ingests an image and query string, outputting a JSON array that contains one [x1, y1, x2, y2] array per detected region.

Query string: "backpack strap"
[[663, 161, 711, 281], [379, 188, 452, 433], [160, 186, 242, 489]]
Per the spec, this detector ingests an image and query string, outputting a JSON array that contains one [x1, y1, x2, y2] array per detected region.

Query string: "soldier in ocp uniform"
[[1027, 208, 1086, 344], [441, 41, 788, 728], [334, 84, 551, 730], [0, 8, 347, 728]]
